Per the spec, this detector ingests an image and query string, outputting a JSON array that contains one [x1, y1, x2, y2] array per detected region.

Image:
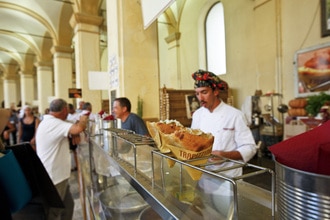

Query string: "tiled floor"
[[69, 170, 84, 220]]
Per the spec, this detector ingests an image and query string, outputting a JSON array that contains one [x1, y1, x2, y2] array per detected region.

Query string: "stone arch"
[[0, 2, 58, 44]]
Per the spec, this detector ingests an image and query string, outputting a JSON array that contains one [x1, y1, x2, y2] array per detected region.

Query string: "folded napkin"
[[269, 120, 330, 175]]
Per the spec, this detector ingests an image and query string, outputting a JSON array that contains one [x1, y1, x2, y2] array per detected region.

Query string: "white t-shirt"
[[191, 101, 257, 177], [66, 112, 79, 123], [79, 110, 97, 121], [36, 114, 73, 185]]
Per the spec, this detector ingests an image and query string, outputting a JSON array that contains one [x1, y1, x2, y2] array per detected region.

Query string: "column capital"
[[70, 12, 103, 28], [51, 46, 73, 59], [50, 45, 73, 54], [19, 74, 34, 79], [34, 61, 53, 68], [19, 70, 34, 76], [3, 74, 17, 80]]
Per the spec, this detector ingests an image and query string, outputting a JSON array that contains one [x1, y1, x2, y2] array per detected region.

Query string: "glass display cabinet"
[[77, 128, 276, 220]]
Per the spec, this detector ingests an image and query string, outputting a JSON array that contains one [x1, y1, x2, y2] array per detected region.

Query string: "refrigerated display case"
[[77, 128, 276, 220]]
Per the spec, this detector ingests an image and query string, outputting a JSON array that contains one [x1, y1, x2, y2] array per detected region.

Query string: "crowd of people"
[[1, 104, 40, 148], [1, 97, 150, 145], [1, 75, 257, 219], [0, 97, 149, 218]]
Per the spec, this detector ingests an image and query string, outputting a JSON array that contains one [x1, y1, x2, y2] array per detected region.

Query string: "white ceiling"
[[0, 0, 106, 74]]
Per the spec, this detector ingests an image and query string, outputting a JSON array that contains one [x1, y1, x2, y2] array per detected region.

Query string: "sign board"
[[109, 55, 119, 89], [141, 0, 175, 29], [88, 71, 110, 90]]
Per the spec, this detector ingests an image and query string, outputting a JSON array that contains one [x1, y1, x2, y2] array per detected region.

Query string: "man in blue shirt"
[[112, 97, 149, 136]]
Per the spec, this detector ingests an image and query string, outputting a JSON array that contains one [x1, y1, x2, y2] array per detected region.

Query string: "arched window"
[[206, 2, 226, 75]]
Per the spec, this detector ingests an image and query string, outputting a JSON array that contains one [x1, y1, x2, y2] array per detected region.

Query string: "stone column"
[[19, 70, 35, 106], [51, 46, 74, 102], [70, 13, 103, 111], [3, 77, 17, 108], [35, 61, 54, 113], [165, 32, 181, 88], [1, 64, 20, 108], [107, 0, 160, 119]]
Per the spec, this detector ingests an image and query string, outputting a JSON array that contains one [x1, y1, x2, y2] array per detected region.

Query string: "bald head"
[[49, 99, 68, 120]]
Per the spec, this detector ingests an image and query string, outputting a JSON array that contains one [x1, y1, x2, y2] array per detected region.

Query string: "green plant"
[[305, 92, 330, 116], [137, 96, 143, 117]]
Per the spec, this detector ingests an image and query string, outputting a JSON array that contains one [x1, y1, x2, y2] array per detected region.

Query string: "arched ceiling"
[[0, 0, 106, 74]]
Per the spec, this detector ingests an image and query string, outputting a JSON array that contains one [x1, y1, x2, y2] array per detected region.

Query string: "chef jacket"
[[191, 101, 257, 177]]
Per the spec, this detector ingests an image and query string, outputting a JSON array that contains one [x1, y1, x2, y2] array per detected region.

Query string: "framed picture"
[[185, 94, 200, 119], [321, 0, 330, 37], [68, 88, 82, 98], [294, 42, 330, 97]]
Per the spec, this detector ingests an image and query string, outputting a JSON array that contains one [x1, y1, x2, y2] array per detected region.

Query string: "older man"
[[36, 98, 88, 220], [112, 97, 149, 136]]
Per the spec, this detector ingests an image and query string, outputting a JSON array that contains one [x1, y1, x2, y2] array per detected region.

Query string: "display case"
[[77, 128, 276, 220]]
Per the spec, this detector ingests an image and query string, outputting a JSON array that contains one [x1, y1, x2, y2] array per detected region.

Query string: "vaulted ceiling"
[[0, 0, 106, 76]]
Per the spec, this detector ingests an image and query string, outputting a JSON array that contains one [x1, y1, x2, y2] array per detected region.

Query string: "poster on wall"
[[109, 54, 119, 89], [294, 42, 330, 97], [185, 94, 200, 119]]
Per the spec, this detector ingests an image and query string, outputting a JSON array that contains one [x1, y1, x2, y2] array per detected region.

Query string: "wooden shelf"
[[160, 87, 229, 127]]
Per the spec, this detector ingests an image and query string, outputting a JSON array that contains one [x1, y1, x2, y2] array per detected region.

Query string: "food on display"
[[146, 119, 184, 153], [288, 108, 307, 117], [287, 98, 308, 117], [147, 119, 213, 154], [155, 120, 183, 134], [147, 120, 214, 180], [288, 98, 307, 108], [172, 128, 214, 152]]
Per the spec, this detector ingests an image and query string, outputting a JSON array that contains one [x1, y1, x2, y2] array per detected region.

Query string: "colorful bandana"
[[192, 69, 228, 91]]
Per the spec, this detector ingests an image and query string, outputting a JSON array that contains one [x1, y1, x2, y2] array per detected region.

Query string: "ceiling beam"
[[0, 29, 52, 39], [52, 0, 73, 4], [0, 48, 35, 56]]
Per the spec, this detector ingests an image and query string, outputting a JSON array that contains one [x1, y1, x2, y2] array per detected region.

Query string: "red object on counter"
[[269, 120, 330, 175], [103, 115, 114, 121]]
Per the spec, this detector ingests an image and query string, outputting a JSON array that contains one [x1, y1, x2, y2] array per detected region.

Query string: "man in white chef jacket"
[[191, 69, 257, 217]]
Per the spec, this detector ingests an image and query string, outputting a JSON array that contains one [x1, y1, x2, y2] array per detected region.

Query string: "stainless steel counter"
[[79, 131, 276, 220]]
